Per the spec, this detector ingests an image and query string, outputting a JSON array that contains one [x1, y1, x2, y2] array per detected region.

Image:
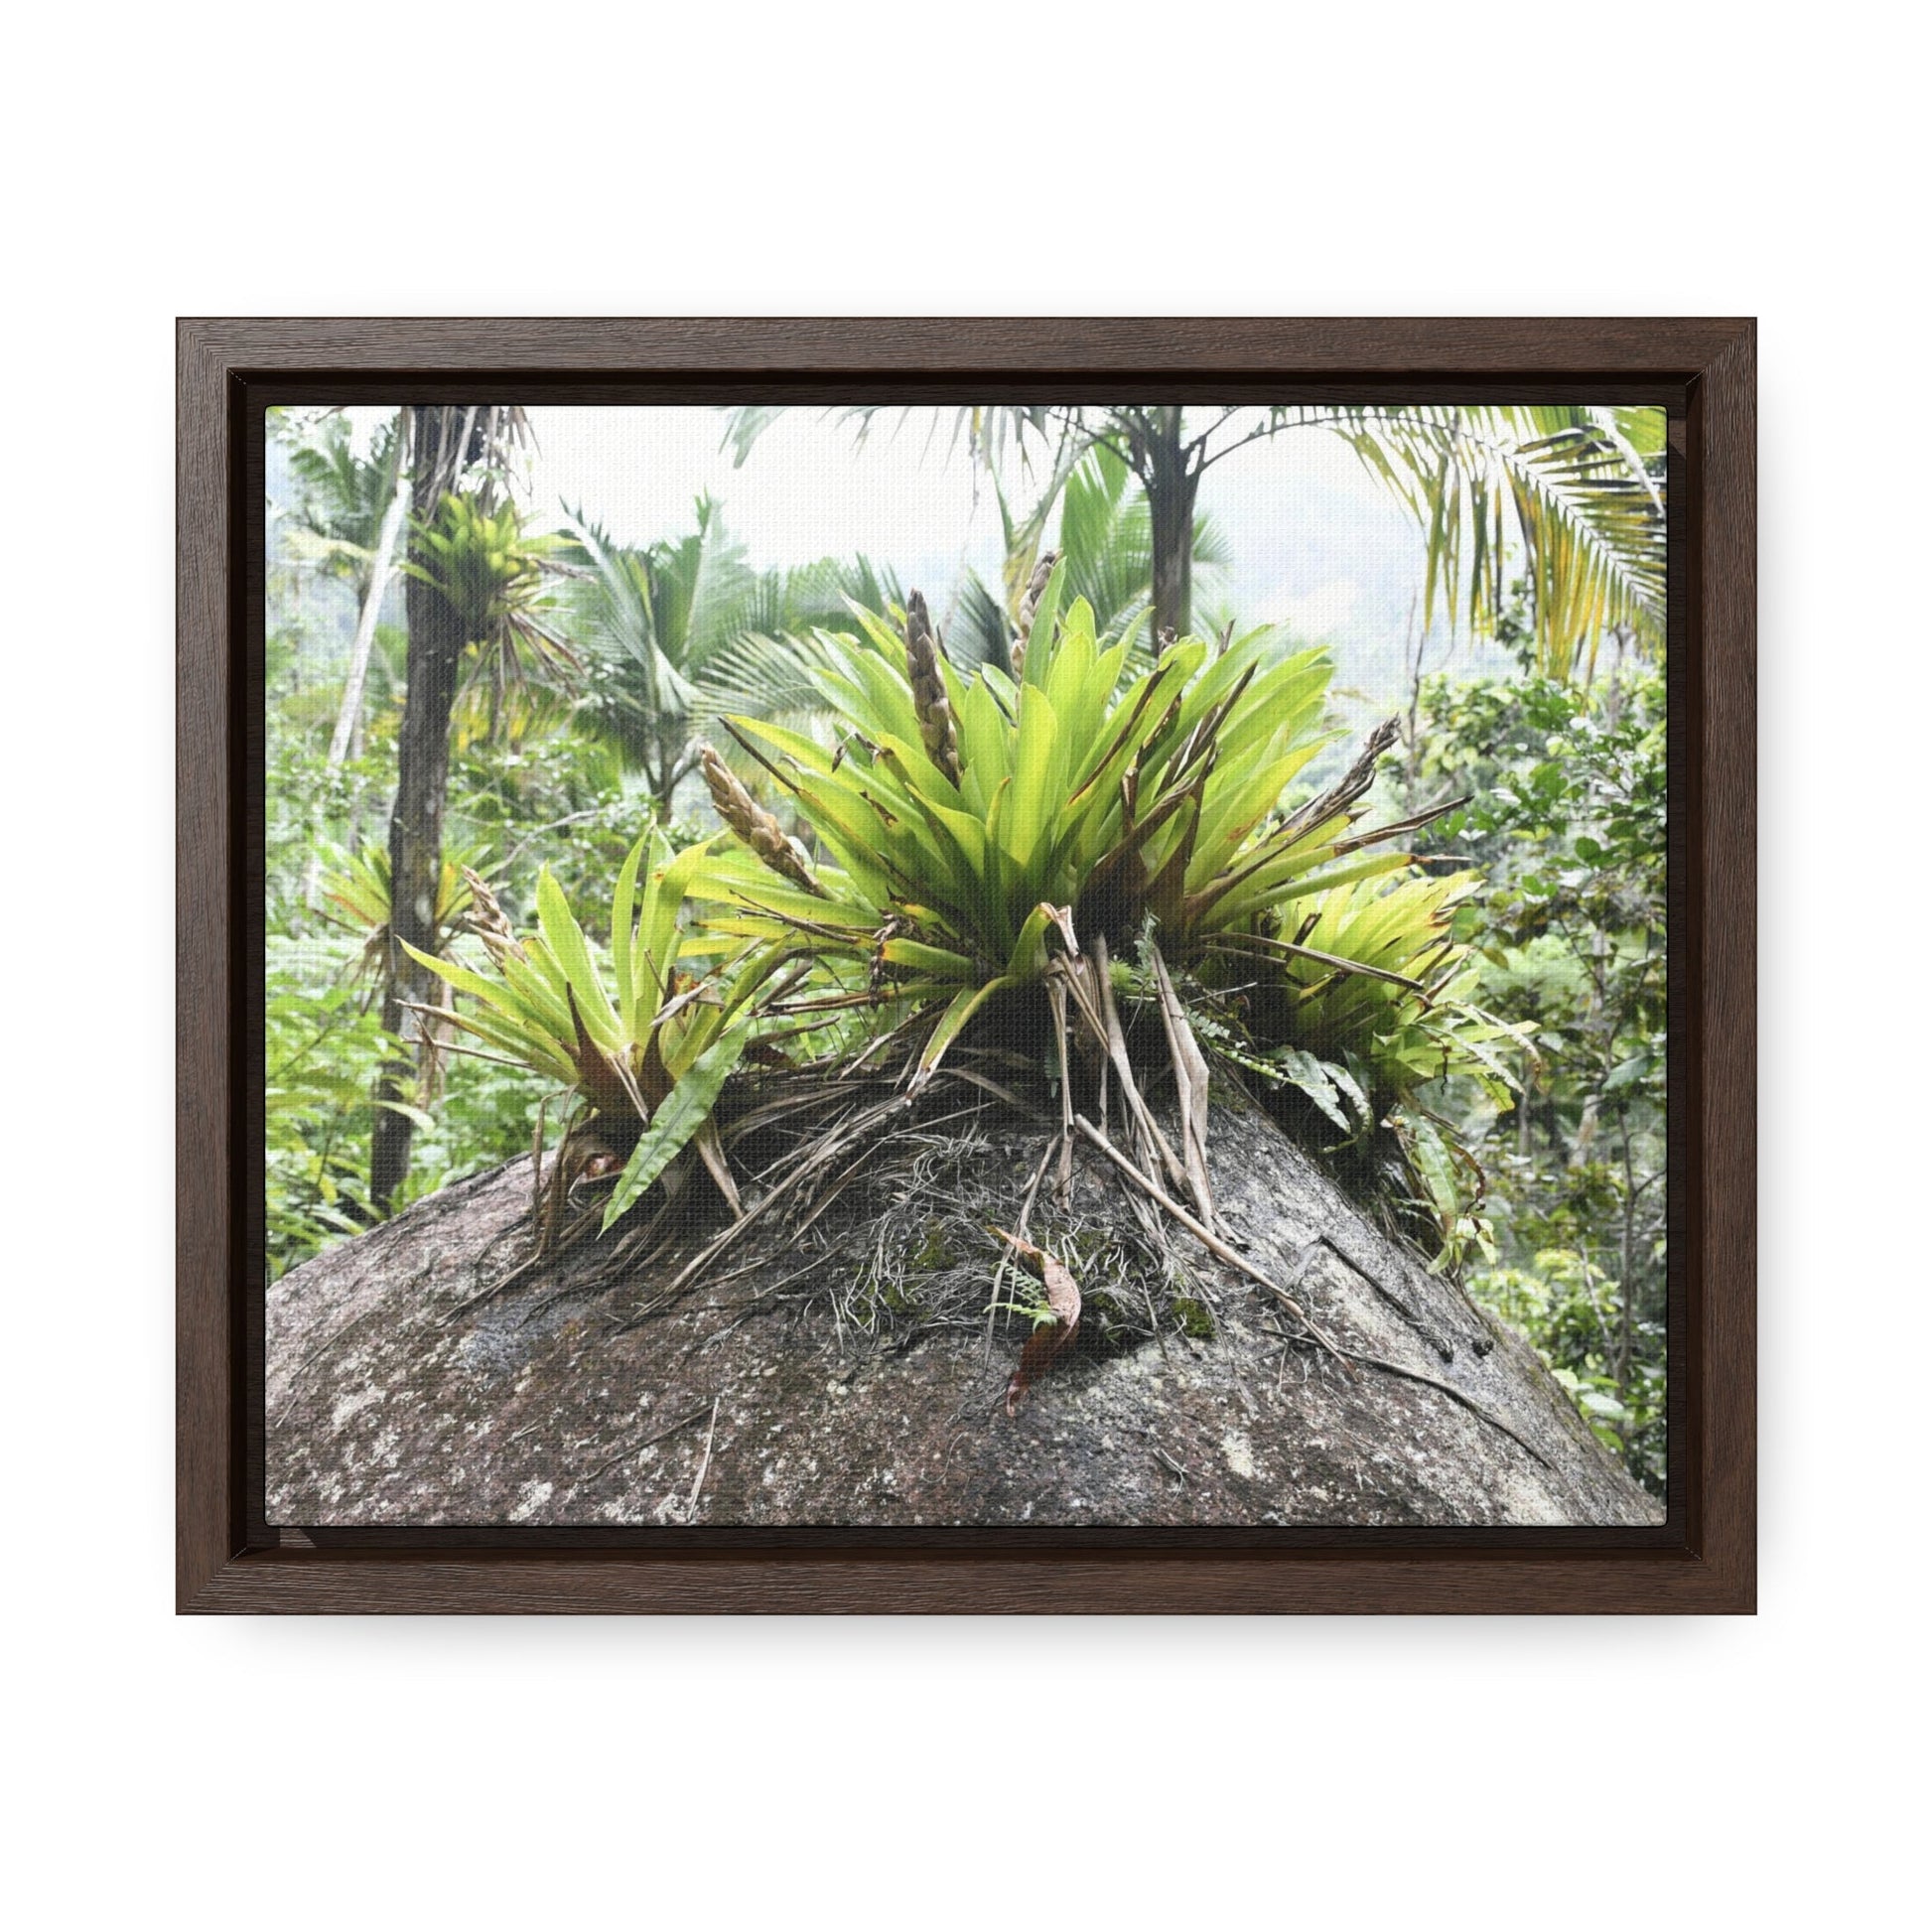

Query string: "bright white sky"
[[331, 404, 1538, 708], [522, 404, 1422, 656]]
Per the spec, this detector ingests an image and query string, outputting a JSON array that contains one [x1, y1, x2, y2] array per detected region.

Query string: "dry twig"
[[685, 1394, 722, 1518]]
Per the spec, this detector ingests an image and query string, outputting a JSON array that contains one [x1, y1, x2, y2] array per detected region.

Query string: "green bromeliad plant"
[[318, 840, 486, 983], [691, 567, 1523, 1097], [401, 830, 771, 1235], [402, 489, 580, 745], [404, 559, 1528, 1266]]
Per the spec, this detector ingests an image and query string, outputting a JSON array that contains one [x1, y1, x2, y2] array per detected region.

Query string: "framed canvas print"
[[178, 318, 1754, 1611]]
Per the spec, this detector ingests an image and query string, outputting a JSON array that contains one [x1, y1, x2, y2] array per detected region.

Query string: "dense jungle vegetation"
[[264, 403, 1668, 1492]]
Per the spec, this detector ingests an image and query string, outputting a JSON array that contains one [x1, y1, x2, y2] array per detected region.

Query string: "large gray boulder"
[[267, 1100, 1661, 1529]]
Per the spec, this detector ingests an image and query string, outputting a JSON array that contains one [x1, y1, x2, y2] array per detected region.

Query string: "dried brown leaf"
[[992, 1225, 1081, 1417], [1148, 945, 1217, 1233]]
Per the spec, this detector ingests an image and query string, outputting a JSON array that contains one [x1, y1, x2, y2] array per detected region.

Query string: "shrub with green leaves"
[[1234, 872, 1529, 1100], [1467, 1249, 1666, 1494], [266, 976, 393, 1271]]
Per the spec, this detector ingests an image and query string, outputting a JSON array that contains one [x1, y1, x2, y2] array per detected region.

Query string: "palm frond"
[[1049, 444, 1228, 650], [731, 403, 1662, 683], [943, 571, 1015, 672], [1273, 403, 1666, 679]]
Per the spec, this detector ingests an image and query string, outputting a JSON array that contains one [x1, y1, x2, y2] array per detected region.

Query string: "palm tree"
[[728, 403, 1665, 678], [894, 443, 1232, 671], [286, 410, 406, 591], [407, 487, 579, 748], [563, 498, 905, 815], [283, 409, 414, 767], [1051, 441, 1232, 647]]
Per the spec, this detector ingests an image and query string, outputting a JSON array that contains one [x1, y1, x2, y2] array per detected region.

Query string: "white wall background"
[[3, 5, 1917, 1927]]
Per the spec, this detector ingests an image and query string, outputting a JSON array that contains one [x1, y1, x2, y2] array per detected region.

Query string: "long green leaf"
[[600, 1027, 752, 1232], [534, 870, 621, 1049]]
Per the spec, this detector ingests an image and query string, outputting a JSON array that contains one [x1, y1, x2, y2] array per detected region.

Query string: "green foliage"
[[1468, 1249, 1666, 1493], [370, 569, 1536, 1254], [695, 568, 1526, 1107], [1415, 660, 1665, 1142], [1321, 404, 1665, 680], [938, 445, 1232, 667], [404, 489, 579, 733], [730, 404, 1665, 678], [265, 973, 391, 1272], [402, 830, 772, 1229], [265, 950, 549, 1275], [1387, 1104, 1497, 1273], [599, 1026, 752, 1230], [563, 498, 906, 808], [260, 538, 648, 1272], [279, 408, 407, 598], [989, 1284, 1061, 1330], [1232, 871, 1527, 1099], [1399, 636, 1667, 1490], [317, 840, 484, 977], [1260, 1045, 1375, 1140], [1042, 443, 1230, 647], [389, 1051, 554, 1213]]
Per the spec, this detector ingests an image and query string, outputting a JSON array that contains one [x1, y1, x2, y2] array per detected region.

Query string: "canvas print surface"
[[262, 402, 1667, 1528]]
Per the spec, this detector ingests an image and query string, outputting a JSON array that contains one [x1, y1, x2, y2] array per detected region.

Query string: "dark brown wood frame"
[[179, 318, 1754, 1612]]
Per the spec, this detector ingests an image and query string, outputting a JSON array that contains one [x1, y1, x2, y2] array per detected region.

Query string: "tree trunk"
[[326, 409, 412, 772], [270, 1099, 1662, 1529], [1146, 419, 1199, 645], [369, 410, 466, 1211]]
